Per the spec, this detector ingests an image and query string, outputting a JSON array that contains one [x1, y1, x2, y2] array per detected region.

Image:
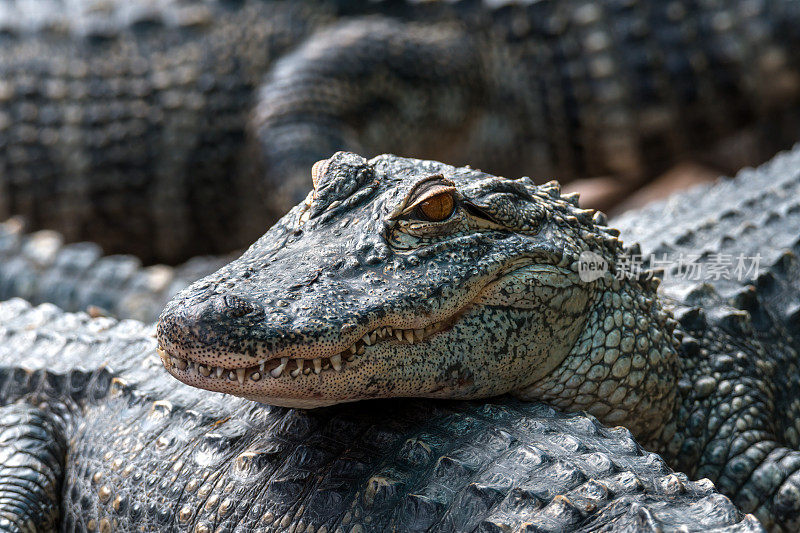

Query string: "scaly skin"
[[0, 217, 234, 322], [0, 300, 760, 532], [159, 148, 800, 530], [3, 0, 800, 263]]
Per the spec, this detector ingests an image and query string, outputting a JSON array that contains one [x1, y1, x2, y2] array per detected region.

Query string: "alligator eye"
[[417, 192, 455, 222]]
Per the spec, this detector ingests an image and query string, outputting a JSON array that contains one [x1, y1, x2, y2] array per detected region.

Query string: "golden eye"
[[417, 192, 455, 222]]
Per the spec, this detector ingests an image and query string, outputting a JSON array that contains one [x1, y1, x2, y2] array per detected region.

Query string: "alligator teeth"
[[347, 324, 446, 347], [291, 359, 304, 378], [271, 357, 289, 378], [170, 318, 450, 385]]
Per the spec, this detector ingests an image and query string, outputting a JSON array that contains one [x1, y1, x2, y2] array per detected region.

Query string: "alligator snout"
[[157, 291, 266, 359]]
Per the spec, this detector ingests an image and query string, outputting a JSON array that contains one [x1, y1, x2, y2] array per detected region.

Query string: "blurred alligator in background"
[[0, 299, 761, 532], [0, 217, 233, 322], [2, 0, 800, 264], [156, 145, 800, 530]]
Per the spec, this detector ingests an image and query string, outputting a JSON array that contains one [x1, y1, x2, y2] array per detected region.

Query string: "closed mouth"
[[159, 317, 454, 385]]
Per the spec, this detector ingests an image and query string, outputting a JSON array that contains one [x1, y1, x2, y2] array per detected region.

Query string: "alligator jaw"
[[158, 318, 456, 404]]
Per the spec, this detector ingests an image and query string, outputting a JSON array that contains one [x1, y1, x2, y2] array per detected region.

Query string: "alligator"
[[156, 147, 800, 530], [1, 147, 797, 532], [3, 0, 800, 264], [0, 298, 762, 532], [0, 217, 234, 322]]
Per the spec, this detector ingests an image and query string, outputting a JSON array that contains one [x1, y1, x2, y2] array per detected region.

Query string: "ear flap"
[[460, 176, 546, 232]]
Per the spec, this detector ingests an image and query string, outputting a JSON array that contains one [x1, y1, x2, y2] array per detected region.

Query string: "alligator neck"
[[517, 276, 682, 446]]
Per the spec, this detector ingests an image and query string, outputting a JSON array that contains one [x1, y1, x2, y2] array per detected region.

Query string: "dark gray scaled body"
[[613, 146, 800, 527], [0, 218, 235, 322], [0, 299, 760, 532], [2, 0, 800, 263]]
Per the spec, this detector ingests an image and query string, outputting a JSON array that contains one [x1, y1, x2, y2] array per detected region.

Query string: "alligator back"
[[0, 0, 336, 263], [0, 217, 234, 321], [614, 144, 800, 334], [613, 146, 800, 527]]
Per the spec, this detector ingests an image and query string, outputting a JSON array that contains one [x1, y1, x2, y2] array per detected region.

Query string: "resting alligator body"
[[2, 0, 800, 263], [156, 148, 800, 530], [0, 300, 761, 532]]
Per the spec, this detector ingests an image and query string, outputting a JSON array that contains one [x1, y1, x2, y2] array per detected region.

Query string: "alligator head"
[[157, 152, 678, 438]]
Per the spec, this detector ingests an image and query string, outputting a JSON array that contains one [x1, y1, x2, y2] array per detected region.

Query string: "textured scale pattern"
[[612, 146, 800, 528], [1, 0, 800, 263], [0, 299, 759, 532], [0, 217, 234, 322], [0, 0, 337, 263], [0, 404, 65, 532]]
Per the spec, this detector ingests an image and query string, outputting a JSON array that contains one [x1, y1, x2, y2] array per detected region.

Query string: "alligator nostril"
[[223, 294, 257, 318]]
